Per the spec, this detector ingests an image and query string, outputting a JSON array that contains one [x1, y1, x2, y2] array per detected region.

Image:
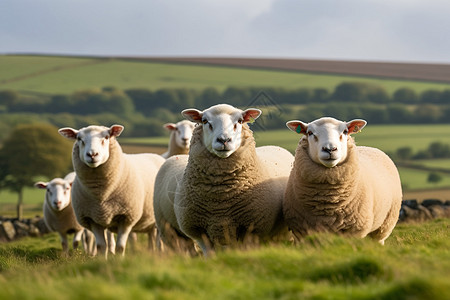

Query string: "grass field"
[[0, 219, 448, 299], [1, 55, 450, 95]]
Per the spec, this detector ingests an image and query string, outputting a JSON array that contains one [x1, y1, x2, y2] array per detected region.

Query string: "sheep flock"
[[26, 104, 408, 257]]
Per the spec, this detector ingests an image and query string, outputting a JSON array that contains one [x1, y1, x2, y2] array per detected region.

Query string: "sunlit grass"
[[0, 219, 448, 299]]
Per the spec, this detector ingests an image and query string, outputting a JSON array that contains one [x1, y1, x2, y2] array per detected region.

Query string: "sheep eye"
[[238, 119, 244, 124], [343, 130, 349, 135], [202, 119, 208, 125], [307, 131, 314, 137]]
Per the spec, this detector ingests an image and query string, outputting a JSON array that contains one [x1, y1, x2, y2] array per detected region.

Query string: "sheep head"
[[286, 117, 366, 168], [164, 120, 196, 150], [35, 178, 73, 211], [58, 125, 124, 168], [182, 104, 261, 158]]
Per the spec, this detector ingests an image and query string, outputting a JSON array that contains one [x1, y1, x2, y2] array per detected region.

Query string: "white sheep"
[[161, 120, 196, 159], [35, 172, 95, 255], [167, 104, 294, 255], [153, 154, 198, 255], [58, 125, 165, 257], [283, 117, 403, 245]]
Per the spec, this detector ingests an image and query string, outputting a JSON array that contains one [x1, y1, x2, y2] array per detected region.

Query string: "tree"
[[393, 87, 418, 104], [0, 124, 73, 219], [427, 172, 443, 184], [396, 147, 413, 160]]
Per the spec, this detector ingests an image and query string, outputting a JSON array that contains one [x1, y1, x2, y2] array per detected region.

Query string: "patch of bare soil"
[[121, 144, 166, 155]]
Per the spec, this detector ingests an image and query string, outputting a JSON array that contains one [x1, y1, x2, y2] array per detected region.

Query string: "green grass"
[[0, 219, 449, 299], [398, 167, 450, 190], [1, 55, 450, 94]]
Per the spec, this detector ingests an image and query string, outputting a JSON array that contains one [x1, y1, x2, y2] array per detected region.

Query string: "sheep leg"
[[91, 224, 108, 258], [147, 226, 157, 251], [59, 233, 69, 254], [115, 225, 133, 256], [72, 229, 84, 251], [107, 230, 116, 254], [82, 229, 97, 256]]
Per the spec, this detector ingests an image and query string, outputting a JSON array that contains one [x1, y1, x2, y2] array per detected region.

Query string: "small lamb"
[[170, 104, 294, 255], [59, 125, 165, 257], [35, 172, 95, 255], [161, 120, 196, 159], [283, 117, 402, 245]]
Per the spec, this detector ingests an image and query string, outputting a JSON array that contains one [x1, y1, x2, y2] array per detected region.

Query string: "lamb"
[[283, 117, 402, 245], [168, 104, 294, 255], [58, 124, 165, 257], [35, 172, 95, 255], [161, 120, 196, 158]]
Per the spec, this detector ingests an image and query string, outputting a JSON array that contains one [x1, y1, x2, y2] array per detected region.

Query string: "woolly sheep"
[[58, 125, 165, 257], [35, 172, 95, 255], [283, 117, 402, 245], [153, 154, 198, 255], [161, 120, 196, 159], [170, 104, 294, 255]]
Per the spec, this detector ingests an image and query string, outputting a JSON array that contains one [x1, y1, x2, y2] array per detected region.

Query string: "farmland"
[[1, 55, 450, 95]]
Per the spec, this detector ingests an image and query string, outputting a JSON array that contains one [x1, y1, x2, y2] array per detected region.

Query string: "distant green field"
[[1, 55, 450, 95]]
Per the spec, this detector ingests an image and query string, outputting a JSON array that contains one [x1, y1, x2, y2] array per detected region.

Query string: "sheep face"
[[35, 179, 72, 211], [59, 125, 124, 168], [164, 120, 195, 150], [182, 104, 261, 158], [286, 117, 367, 168]]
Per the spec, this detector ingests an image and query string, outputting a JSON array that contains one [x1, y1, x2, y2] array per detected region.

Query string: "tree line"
[[0, 81, 449, 139]]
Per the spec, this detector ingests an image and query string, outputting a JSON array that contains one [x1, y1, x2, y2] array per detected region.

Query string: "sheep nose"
[[322, 146, 337, 154], [54, 201, 61, 206], [87, 151, 98, 158], [217, 136, 231, 145], [182, 138, 189, 143]]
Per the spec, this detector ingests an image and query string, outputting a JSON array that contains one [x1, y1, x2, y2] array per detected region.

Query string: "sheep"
[[153, 154, 198, 255], [35, 172, 95, 255], [283, 117, 402, 245], [169, 104, 294, 255], [58, 124, 165, 257], [161, 120, 196, 159]]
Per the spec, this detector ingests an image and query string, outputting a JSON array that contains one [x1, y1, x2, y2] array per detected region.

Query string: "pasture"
[[0, 219, 448, 299], [1, 55, 450, 94]]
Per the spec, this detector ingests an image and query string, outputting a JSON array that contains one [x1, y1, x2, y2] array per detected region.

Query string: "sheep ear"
[[58, 128, 78, 140], [164, 123, 177, 131], [242, 108, 262, 123], [182, 109, 203, 123], [286, 120, 308, 134], [109, 125, 124, 137], [347, 119, 367, 135], [35, 182, 48, 189]]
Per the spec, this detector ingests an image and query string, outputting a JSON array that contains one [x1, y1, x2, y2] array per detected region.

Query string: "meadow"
[[0, 218, 448, 300], [1, 55, 450, 95]]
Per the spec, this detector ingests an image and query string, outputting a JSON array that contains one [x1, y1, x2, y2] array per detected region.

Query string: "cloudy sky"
[[1, 0, 450, 63]]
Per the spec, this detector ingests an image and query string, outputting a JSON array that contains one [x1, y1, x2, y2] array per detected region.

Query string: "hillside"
[[123, 56, 450, 83], [1, 55, 449, 95]]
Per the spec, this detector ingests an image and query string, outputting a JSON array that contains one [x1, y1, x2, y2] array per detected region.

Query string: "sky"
[[1, 0, 450, 63]]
